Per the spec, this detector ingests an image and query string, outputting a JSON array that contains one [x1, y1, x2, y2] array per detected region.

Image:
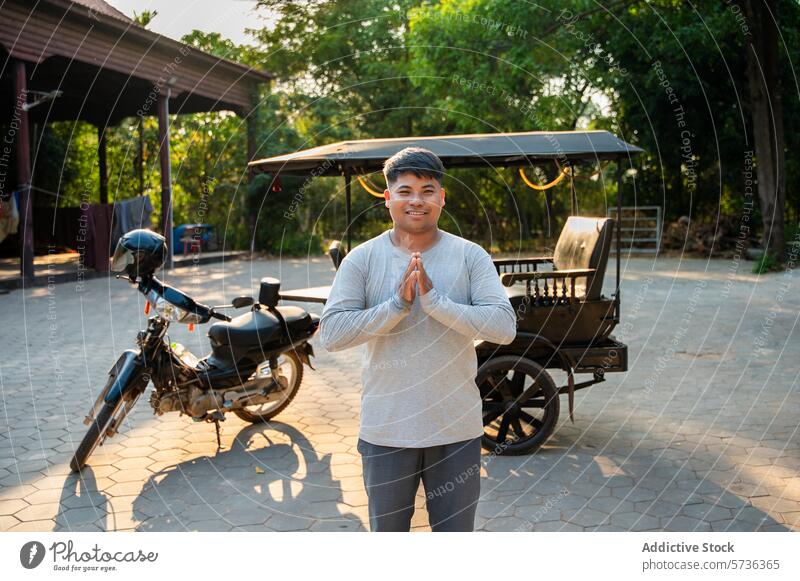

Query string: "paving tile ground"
[[0, 252, 798, 532]]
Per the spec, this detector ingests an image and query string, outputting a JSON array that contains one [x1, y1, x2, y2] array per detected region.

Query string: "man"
[[319, 147, 517, 532]]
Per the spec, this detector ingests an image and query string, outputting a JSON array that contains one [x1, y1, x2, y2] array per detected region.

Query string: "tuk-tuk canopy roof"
[[248, 130, 643, 177]]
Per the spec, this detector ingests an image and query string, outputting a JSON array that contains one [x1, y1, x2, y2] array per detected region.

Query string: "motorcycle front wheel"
[[233, 350, 303, 423], [70, 401, 118, 472]]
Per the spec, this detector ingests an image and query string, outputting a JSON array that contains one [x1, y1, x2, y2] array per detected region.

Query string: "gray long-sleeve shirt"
[[319, 228, 517, 447]]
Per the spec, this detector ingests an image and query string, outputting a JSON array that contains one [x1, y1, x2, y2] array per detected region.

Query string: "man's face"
[[384, 172, 445, 233]]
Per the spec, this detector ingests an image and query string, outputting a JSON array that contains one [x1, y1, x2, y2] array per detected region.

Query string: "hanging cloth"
[[0, 193, 20, 243], [83, 203, 114, 270], [111, 195, 154, 248]]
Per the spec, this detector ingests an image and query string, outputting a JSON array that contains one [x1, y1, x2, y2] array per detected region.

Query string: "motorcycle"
[[70, 229, 319, 472]]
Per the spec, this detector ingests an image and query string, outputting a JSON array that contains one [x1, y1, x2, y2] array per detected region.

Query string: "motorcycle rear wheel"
[[70, 401, 117, 472], [233, 351, 303, 423]]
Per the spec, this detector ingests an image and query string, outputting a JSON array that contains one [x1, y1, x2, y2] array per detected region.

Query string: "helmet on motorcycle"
[[111, 229, 167, 278]]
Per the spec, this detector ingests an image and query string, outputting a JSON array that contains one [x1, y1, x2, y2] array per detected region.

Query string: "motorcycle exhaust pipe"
[[222, 377, 279, 409]]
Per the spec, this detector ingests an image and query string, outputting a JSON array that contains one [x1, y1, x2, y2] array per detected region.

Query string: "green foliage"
[[580, 1, 751, 218], [752, 250, 782, 274], [26, 1, 800, 257], [786, 222, 800, 247], [253, 0, 423, 138], [132, 9, 158, 27], [35, 121, 99, 205], [272, 231, 324, 257]]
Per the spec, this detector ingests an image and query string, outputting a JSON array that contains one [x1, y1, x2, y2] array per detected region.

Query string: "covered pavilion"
[[0, 0, 272, 280]]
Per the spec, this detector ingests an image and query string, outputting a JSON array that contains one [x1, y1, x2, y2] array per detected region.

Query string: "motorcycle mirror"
[[231, 296, 255, 309]]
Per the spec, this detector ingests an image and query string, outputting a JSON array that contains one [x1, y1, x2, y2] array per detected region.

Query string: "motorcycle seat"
[[208, 306, 312, 348]]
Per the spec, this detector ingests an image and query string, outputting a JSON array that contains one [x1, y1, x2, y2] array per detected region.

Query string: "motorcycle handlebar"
[[139, 276, 231, 324], [208, 309, 232, 322]]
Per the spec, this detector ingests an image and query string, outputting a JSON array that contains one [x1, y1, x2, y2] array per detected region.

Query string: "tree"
[[584, 0, 797, 258], [25, 1, 800, 256], [405, 0, 637, 243], [252, 0, 425, 138], [738, 0, 787, 258]]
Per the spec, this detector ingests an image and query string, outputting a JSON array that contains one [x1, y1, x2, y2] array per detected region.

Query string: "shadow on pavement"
[[477, 423, 787, 532], [127, 421, 363, 531], [54, 467, 109, 532]]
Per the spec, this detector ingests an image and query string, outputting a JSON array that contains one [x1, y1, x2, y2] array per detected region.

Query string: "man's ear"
[[384, 189, 391, 208], [440, 187, 446, 207]]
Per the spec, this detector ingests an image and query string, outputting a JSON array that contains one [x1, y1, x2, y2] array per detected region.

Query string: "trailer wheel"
[[477, 355, 560, 455]]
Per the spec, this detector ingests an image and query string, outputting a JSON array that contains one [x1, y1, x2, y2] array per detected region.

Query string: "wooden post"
[[137, 116, 145, 197], [157, 92, 173, 268], [98, 125, 108, 205], [245, 92, 258, 253], [345, 168, 352, 253], [13, 59, 34, 280], [569, 169, 578, 216], [615, 161, 623, 321], [246, 95, 258, 179]]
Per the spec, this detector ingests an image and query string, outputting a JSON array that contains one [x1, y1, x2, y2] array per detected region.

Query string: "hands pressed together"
[[397, 252, 433, 304]]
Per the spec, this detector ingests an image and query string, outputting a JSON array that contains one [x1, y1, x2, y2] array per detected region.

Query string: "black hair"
[[383, 147, 445, 185]]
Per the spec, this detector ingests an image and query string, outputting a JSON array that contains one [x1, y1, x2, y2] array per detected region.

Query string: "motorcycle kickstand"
[[207, 411, 225, 450], [214, 419, 221, 449]]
